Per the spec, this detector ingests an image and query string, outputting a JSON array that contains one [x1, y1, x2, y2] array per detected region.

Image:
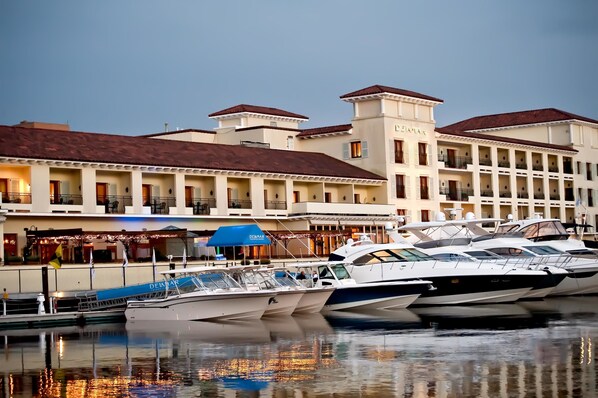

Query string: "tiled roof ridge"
[[208, 104, 308, 120], [439, 107, 598, 132], [340, 84, 444, 103]]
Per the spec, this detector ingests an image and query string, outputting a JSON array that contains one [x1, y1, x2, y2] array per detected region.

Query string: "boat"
[[397, 216, 570, 299], [224, 265, 305, 316], [330, 226, 550, 305], [399, 213, 598, 297], [270, 267, 335, 314], [291, 261, 433, 311], [124, 267, 276, 321]]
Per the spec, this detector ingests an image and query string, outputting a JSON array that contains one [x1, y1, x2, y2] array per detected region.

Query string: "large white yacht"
[[329, 228, 550, 306], [399, 214, 598, 296]]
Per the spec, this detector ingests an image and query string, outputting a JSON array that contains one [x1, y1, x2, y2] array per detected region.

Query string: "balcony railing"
[[51, 194, 82, 205], [418, 154, 428, 166], [479, 158, 492, 166], [498, 160, 511, 168], [517, 192, 529, 199], [480, 189, 493, 197], [420, 187, 430, 200], [229, 199, 252, 209], [548, 166, 559, 173], [515, 163, 527, 170], [439, 187, 473, 201], [534, 193, 545, 200], [532, 164, 543, 171], [550, 194, 560, 200], [265, 200, 287, 210], [499, 191, 512, 198], [563, 164, 573, 174], [98, 195, 133, 214], [394, 151, 404, 164], [396, 184, 406, 199], [188, 198, 216, 215], [437, 154, 472, 169], [146, 197, 176, 214], [1, 192, 32, 204]]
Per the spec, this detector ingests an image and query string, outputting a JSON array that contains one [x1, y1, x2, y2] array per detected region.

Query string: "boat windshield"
[[464, 250, 502, 259], [430, 253, 476, 262], [353, 248, 433, 265], [522, 245, 563, 255], [486, 247, 535, 257], [329, 264, 351, 280], [194, 272, 240, 291]]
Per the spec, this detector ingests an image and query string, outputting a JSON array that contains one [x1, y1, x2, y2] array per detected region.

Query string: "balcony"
[[478, 158, 492, 166], [190, 198, 216, 215], [1, 191, 31, 204], [548, 166, 559, 173], [498, 160, 511, 168], [265, 200, 287, 210], [228, 199, 252, 209], [98, 195, 133, 214], [515, 163, 527, 170], [51, 193, 82, 205], [480, 189, 494, 197], [439, 187, 473, 201], [145, 197, 176, 214], [290, 201, 396, 218], [517, 192, 529, 199], [532, 164, 544, 171], [550, 194, 560, 200], [437, 154, 472, 169], [534, 193, 545, 200], [499, 191, 512, 198]]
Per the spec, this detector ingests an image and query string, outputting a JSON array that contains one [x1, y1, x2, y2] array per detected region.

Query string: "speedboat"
[[291, 262, 433, 311], [124, 267, 276, 321], [270, 267, 335, 314], [330, 228, 550, 305], [224, 266, 305, 316]]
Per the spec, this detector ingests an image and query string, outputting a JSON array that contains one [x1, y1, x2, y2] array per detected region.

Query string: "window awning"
[[207, 224, 271, 247]]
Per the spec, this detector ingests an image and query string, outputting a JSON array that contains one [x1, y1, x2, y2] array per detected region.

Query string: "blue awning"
[[207, 224, 271, 247]]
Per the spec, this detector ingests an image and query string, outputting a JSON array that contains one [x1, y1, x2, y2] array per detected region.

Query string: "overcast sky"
[[1, 1, 597, 136]]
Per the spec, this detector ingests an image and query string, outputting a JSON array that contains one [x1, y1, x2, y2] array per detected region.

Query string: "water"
[[1, 296, 598, 397]]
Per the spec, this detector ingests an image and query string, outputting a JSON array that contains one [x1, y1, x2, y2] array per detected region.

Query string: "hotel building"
[[1, 84, 597, 265]]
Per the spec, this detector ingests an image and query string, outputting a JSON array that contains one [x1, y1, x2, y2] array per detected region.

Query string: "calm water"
[[2, 296, 598, 398]]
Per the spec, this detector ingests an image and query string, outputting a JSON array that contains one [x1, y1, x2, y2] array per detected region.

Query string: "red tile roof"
[[0, 125, 385, 180], [141, 128, 215, 138], [436, 129, 577, 153], [208, 104, 308, 120], [439, 108, 598, 132], [340, 85, 443, 103], [297, 124, 353, 138]]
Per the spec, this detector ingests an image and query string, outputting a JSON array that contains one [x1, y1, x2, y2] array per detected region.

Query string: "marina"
[[1, 296, 597, 397]]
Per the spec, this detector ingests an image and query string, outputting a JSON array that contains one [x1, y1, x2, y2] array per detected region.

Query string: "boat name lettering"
[[394, 124, 427, 135]]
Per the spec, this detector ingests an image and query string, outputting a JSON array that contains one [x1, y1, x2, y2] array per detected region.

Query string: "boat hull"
[[124, 291, 275, 321], [293, 287, 335, 314], [323, 281, 430, 311], [550, 269, 598, 296], [262, 290, 304, 317]]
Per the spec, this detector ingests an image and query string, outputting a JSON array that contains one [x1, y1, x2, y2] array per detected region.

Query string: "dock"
[[0, 309, 125, 330]]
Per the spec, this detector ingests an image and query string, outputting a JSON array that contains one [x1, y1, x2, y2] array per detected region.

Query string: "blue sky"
[[1, 1, 597, 135]]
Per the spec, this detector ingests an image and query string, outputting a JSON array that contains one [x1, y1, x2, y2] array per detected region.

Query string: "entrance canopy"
[[207, 225, 271, 247]]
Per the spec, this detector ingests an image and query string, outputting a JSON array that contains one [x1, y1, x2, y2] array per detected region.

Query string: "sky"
[[1, 1, 597, 136]]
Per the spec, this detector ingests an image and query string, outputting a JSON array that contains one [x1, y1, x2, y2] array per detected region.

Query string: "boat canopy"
[[207, 224, 271, 247]]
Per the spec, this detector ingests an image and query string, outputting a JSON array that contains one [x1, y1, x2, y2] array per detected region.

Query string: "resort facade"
[[1, 84, 597, 265]]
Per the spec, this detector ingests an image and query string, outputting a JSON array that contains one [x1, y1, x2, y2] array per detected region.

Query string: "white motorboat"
[[271, 267, 335, 314], [124, 267, 276, 321], [225, 266, 305, 317], [291, 262, 433, 311], [330, 228, 550, 305]]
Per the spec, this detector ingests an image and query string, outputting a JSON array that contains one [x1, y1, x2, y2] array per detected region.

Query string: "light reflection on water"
[[1, 296, 598, 397]]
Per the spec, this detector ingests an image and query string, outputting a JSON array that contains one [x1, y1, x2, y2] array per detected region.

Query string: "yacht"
[[124, 267, 276, 321], [290, 262, 433, 311], [270, 267, 336, 314], [330, 228, 551, 305]]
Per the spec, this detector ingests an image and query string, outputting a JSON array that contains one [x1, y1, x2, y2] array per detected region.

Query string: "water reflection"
[[1, 297, 598, 397]]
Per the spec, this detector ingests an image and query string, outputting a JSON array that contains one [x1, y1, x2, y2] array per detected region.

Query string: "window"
[[394, 140, 404, 163], [589, 189, 594, 207], [587, 162, 593, 180], [350, 141, 362, 158], [418, 143, 428, 165], [419, 176, 429, 199], [421, 209, 430, 222], [577, 161, 582, 174], [395, 175, 406, 198]]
